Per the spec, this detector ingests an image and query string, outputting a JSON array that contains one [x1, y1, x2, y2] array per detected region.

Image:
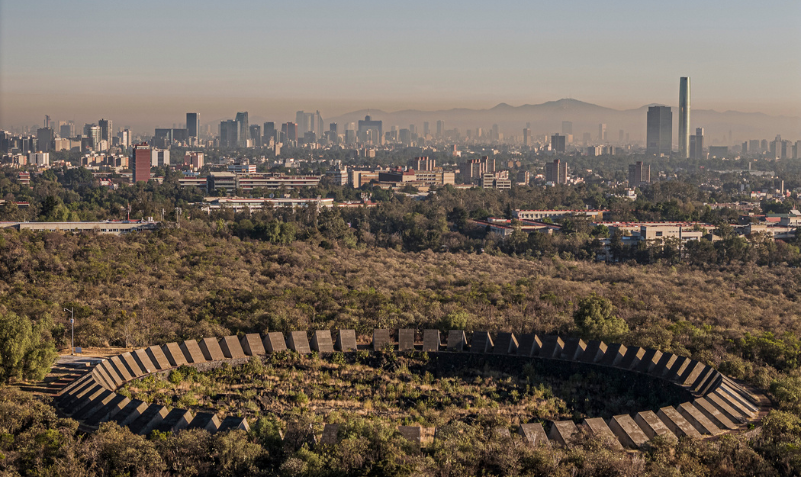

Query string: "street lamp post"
[[64, 308, 74, 355]]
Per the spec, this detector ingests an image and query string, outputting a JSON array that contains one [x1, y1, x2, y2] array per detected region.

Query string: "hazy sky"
[[1, 0, 800, 132]]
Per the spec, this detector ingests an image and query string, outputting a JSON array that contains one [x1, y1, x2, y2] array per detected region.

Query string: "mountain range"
[[326, 99, 800, 144]]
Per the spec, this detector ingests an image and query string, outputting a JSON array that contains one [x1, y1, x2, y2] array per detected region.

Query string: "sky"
[[1, 0, 800, 133]]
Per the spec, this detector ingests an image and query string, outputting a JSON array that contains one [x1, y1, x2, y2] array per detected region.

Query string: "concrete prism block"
[[263, 332, 288, 353], [676, 361, 706, 387], [58, 374, 93, 397], [219, 336, 247, 359], [99, 361, 124, 387], [422, 329, 441, 352], [693, 398, 738, 430], [372, 329, 391, 351], [470, 331, 493, 353], [199, 337, 225, 361], [663, 356, 691, 382], [517, 334, 542, 357], [650, 353, 678, 377], [548, 421, 578, 446], [240, 334, 266, 356], [560, 338, 587, 361], [598, 344, 627, 367], [311, 330, 334, 353], [132, 349, 157, 374], [447, 330, 467, 352], [288, 331, 311, 354], [493, 332, 518, 355], [690, 366, 716, 392], [579, 340, 607, 363], [397, 426, 434, 446], [335, 329, 357, 352], [618, 347, 646, 370], [634, 349, 663, 374], [218, 416, 250, 433], [697, 372, 722, 396], [583, 417, 624, 450], [146, 346, 172, 370], [91, 366, 114, 390], [180, 340, 207, 364], [153, 409, 194, 433], [718, 383, 758, 414], [492, 427, 512, 439], [110, 400, 149, 426], [657, 406, 702, 438], [71, 387, 110, 417], [58, 379, 97, 407], [608, 414, 649, 449], [678, 402, 723, 435], [63, 384, 104, 412], [706, 392, 748, 423], [634, 411, 676, 441], [128, 404, 169, 435], [539, 335, 565, 359], [320, 424, 340, 445], [398, 329, 415, 351], [186, 412, 221, 433], [120, 352, 146, 377], [162, 343, 188, 367], [72, 390, 114, 421], [519, 423, 550, 447], [109, 356, 134, 382], [83, 395, 131, 427]]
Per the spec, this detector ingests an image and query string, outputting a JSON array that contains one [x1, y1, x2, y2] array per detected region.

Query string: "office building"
[[357, 115, 383, 145], [646, 106, 672, 156], [423, 122, 430, 136], [562, 121, 573, 136], [250, 125, 262, 147], [708, 146, 728, 158], [36, 127, 54, 152], [628, 161, 650, 187], [219, 120, 238, 148], [150, 148, 170, 167], [28, 152, 50, 166], [131, 143, 152, 183], [749, 140, 760, 155], [690, 128, 704, 159], [282, 122, 297, 143], [296, 111, 313, 136], [235, 112, 249, 147], [679, 77, 691, 158], [409, 156, 435, 171], [184, 152, 204, 171], [186, 113, 200, 139], [436, 120, 444, 137], [551, 134, 566, 153], [598, 123, 607, 142], [545, 159, 568, 184], [98, 119, 113, 147], [582, 132, 592, 145], [264, 122, 276, 143], [523, 128, 531, 147], [117, 129, 131, 149]]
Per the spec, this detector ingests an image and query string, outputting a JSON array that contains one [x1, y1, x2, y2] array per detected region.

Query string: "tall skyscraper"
[[545, 159, 568, 184], [598, 123, 607, 142], [646, 106, 672, 156], [264, 122, 276, 143], [249, 125, 262, 147], [436, 120, 444, 137], [131, 143, 152, 183], [551, 134, 566, 153], [679, 77, 691, 158], [561, 121, 573, 135], [219, 120, 238, 148], [690, 128, 704, 159], [36, 127, 54, 152], [357, 115, 383, 144], [186, 113, 200, 138], [282, 122, 297, 143], [628, 161, 650, 187], [423, 122, 430, 136], [98, 119, 113, 146], [235, 112, 249, 147], [523, 128, 531, 147]]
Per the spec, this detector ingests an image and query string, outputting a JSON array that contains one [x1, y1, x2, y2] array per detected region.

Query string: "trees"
[[573, 293, 629, 342], [0, 312, 58, 385]]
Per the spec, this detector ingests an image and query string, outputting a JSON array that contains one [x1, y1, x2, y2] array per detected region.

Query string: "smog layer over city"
[[0, 1, 800, 476]]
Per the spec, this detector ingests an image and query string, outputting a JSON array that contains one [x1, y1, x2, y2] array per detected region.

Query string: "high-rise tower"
[[679, 77, 691, 158]]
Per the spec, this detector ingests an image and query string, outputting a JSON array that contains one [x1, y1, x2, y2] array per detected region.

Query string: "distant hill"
[[327, 99, 800, 144]]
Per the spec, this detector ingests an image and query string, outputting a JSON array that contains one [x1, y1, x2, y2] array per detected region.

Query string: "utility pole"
[[64, 308, 74, 355]]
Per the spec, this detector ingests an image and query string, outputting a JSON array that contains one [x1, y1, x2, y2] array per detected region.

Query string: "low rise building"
[[513, 209, 608, 221], [0, 220, 158, 234]]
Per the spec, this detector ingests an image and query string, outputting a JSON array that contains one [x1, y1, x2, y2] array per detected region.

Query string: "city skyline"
[[1, 0, 800, 131]]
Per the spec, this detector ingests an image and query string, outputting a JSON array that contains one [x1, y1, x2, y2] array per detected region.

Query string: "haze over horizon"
[[1, 0, 800, 132]]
